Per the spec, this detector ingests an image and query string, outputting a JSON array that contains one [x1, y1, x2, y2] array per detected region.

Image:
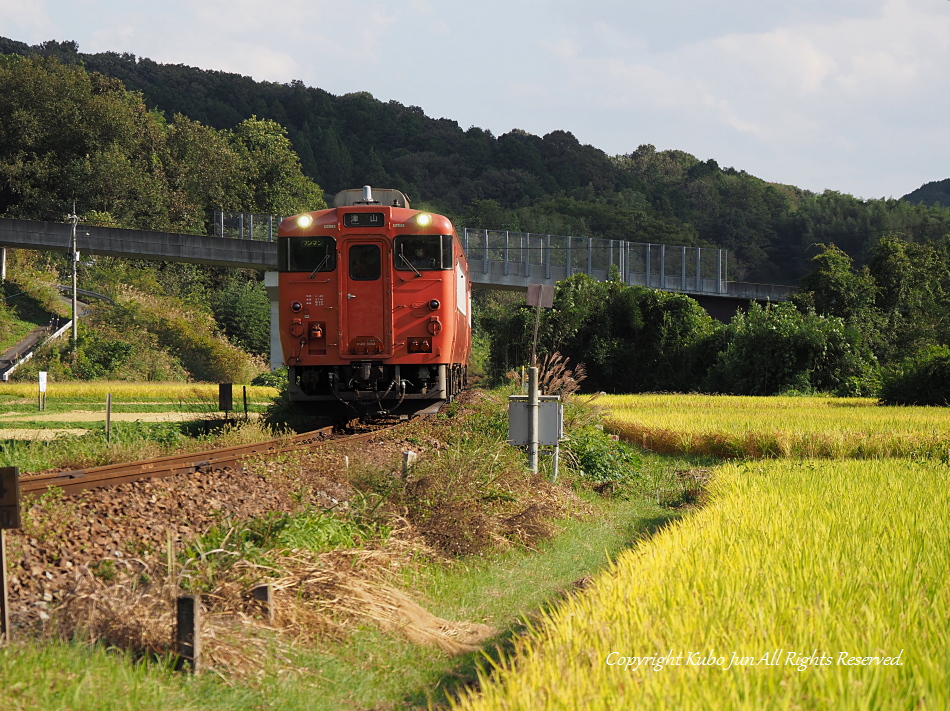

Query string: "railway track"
[[19, 422, 402, 496]]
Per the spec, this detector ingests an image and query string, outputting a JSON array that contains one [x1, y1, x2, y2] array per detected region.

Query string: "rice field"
[[454, 458, 950, 710], [601, 394, 950, 459], [0, 381, 279, 402]]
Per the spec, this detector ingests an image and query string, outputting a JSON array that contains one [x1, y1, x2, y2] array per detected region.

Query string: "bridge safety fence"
[[212, 212, 795, 300], [214, 212, 282, 241], [459, 228, 730, 296]]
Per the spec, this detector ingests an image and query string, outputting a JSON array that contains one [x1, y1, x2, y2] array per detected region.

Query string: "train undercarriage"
[[288, 362, 466, 418]]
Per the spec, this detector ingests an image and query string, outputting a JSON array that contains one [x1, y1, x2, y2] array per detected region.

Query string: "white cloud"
[[527, 0, 950, 194], [0, 0, 54, 40]]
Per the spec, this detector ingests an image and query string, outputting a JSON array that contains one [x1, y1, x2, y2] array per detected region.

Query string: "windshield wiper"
[[309, 253, 330, 279], [398, 250, 421, 277]]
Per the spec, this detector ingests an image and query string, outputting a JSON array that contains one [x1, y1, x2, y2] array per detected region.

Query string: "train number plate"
[[349, 336, 383, 355]]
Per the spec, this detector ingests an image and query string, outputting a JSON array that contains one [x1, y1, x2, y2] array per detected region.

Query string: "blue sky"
[[2, 0, 949, 199]]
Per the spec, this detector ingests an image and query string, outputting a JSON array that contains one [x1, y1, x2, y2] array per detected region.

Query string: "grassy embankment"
[[0, 493, 677, 711], [450, 395, 950, 710], [0, 388, 693, 710]]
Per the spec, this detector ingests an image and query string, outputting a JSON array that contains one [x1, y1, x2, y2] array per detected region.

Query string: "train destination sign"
[[343, 212, 385, 228]]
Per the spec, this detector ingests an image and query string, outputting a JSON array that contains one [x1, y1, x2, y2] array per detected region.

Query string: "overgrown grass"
[[453, 458, 950, 710], [287, 495, 682, 710], [0, 419, 282, 472], [178, 508, 385, 594], [0, 640, 244, 711], [603, 393, 950, 459]]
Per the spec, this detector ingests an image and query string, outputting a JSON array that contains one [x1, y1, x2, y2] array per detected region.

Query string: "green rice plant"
[[453, 458, 950, 710], [602, 393, 950, 459]]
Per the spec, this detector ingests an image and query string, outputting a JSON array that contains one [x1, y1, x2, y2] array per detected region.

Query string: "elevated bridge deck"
[[0, 216, 795, 303]]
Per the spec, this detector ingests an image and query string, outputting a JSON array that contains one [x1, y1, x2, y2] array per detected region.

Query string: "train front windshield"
[[394, 235, 453, 271], [279, 236, 337, 272]]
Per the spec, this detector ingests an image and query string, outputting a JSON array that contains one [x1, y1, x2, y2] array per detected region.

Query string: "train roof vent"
[[333, 187, 411, 208]]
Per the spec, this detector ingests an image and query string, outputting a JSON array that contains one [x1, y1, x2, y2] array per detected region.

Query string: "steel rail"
[[17, 425, 395, 496]]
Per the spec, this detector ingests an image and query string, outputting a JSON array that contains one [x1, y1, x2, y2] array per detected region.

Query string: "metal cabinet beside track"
[[507, 394, 563, 446]]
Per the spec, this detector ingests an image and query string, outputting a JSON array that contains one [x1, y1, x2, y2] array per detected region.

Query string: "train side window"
[[281, 237, 336, 272], [349, 244, 381, 280], [394, 235, 453, 271]]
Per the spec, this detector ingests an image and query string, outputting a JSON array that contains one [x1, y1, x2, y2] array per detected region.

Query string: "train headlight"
[[415, 213, 432, 227], [290, 301, 302, 312], [428, 299, 440, 310], [296, 214, 314, 229]]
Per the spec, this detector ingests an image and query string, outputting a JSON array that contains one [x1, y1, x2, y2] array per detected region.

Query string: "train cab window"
[[349, 244, 381, 281], [280, 237, 336, 273], [394, 235, 453, 271]]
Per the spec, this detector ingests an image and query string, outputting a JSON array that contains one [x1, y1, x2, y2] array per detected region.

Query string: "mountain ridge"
[[2, 36, 950, 285]]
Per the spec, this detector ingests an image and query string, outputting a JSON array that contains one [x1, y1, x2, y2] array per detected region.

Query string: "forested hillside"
[[3, 37, 950, 285], [903, 178, 950, 207], [0, 52, 325, 382]]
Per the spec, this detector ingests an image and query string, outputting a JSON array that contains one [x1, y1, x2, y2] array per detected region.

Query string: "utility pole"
[[525, 284, 554, 473], [67, 204, 79, 355]]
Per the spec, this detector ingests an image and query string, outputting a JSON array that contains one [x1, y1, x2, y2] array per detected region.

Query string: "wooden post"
[[0, 466, 21, 645], [105, 393, 112, 442], [243, 386, 248, 420], [251, 583, 274, 623], [218, 383, 233, 413], [175, 595, 201, 673], [1, 530, 9, 645]]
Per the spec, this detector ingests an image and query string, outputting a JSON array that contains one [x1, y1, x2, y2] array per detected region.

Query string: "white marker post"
[[38, 371, 47, 411]]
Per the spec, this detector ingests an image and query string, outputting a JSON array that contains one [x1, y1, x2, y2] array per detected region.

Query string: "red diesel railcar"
[[277, 186, 471, 415]]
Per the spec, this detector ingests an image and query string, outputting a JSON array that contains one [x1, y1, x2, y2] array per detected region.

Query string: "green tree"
[[868, 236, 950, 362], [228, 117, 325, 215], [706, 302, 877, 396], [0, 54, 168, 226], [209, 274, 270, 357], [164, 114, 246, 233]]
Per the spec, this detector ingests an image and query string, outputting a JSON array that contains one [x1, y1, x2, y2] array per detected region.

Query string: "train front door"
[[340, 238, 392, 358]]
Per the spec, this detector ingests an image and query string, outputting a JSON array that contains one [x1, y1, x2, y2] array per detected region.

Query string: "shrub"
[[706, 301, 878, 396], [252, 367, 287, 388], [879, 345, 950, 405], [563, 425, 642, 491]]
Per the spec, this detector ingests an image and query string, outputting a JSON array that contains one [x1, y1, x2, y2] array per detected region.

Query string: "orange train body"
[[277, 187, 471, 413]]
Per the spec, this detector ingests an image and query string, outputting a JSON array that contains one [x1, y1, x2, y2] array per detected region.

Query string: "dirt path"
[[0, 428, 89, 440]]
